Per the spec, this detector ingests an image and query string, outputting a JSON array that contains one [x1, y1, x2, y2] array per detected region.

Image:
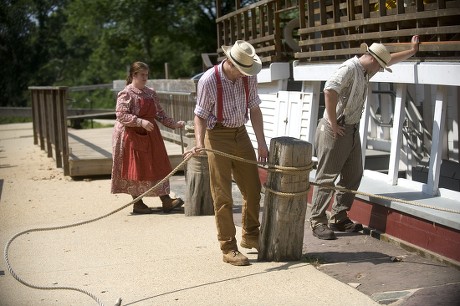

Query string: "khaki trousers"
[[310, 118, 363, 227], [205, 124, 261, 253]]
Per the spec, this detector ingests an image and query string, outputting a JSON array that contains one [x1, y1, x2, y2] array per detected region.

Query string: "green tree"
[[59, 0, 209, 83], [0, 0, 256, 108], [0, 0, 68, 107], [0, 1, 32, 106]]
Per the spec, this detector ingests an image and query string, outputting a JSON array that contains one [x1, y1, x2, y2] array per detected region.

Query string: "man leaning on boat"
[[310, 35, 420, 240]]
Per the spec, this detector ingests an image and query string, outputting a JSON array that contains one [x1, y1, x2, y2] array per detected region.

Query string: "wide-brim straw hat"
[[222, 40, 262, 76], [361, 42, 392, 72]]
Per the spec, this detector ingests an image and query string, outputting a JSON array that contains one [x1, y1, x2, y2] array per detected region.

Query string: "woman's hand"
[[175, 120, 186, 129], [140, 119, 154, 132]]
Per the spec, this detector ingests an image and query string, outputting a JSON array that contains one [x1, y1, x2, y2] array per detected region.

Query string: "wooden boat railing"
[[216, 0, 460, 65]]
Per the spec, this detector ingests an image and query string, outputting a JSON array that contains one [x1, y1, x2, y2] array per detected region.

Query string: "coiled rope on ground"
[[4, 148, 459, 306], [3, 152, 194, 306]]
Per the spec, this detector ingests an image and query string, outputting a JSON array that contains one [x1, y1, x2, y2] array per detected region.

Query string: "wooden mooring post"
[[184, 123, 214, 216], [258, 136, 312, 261]]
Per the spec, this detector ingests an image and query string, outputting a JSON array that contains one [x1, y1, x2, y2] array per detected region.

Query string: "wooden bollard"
[[258, 136, 312, 261], [184, 123, 214, 216]]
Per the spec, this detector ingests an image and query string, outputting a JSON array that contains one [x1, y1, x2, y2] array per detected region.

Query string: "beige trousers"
[[205, 124, 261, 253], [310, 118, 363, 227]]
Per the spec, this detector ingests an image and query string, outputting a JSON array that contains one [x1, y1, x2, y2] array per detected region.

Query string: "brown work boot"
[[132, 200, 153, 214], [160, 195, 184, 213], [240, 237, 259, 252], [222, 250, 249, 266]]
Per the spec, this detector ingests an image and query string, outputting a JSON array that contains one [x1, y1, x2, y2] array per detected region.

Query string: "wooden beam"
[[67, 112, 116, 120], [298, 27, 460, 48], [297, 8, 460, 35], [69, 84, 112, 92]]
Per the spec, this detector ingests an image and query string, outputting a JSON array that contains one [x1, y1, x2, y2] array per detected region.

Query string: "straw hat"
[[361, 42, 392, 72], [222, 40, 262, 76]]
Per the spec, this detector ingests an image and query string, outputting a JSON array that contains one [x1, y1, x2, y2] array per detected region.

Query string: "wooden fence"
[[29, 80, 197, 176], [29, 86, 70, 175], [216, 0, 460, 65], [112, 79, 197, 145]]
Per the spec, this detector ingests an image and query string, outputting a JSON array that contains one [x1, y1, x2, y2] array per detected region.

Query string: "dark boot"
[[132, 196, 153, 214], [312, 224, 336, 240], [160, 194, 184, 213], [329, 218, 363, 232]]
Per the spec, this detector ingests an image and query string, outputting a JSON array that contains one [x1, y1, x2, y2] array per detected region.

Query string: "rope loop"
[[266, 162, 314, 173], [263, 183, 311, 197]]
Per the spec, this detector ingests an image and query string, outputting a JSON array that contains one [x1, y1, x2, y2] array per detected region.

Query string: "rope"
[[201, 149, 460, 214], [4, 153, 195, 306], [309, 182, 460, 214], [4, 148, 459, 305], [204, 148, 314, 172], [263, 185, 311, 197]]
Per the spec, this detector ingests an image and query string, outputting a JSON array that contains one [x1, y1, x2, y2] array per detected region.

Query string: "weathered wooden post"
[[184, 122, 214, 216], [258, 136, 312, 261]]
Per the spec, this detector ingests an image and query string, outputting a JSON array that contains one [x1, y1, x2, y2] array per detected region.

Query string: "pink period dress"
[[111, 83, 178, 197]]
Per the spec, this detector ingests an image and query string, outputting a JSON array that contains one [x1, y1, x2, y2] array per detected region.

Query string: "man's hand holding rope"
[[183, 145, 205, 160]]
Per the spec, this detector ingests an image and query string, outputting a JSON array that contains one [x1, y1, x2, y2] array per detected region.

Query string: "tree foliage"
[[2, 0, 257, 108], [1, 0, 259, 108], [1, 0, 68, 106]]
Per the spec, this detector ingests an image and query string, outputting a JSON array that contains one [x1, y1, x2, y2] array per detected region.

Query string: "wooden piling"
[[184, 123, 214, 216], [258, 136, 312, 261]]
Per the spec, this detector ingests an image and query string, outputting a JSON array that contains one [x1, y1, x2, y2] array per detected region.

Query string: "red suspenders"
[[214, 65, 249, 123]]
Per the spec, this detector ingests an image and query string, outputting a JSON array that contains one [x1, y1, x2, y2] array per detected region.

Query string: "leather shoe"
[[312, 224, 336, 240], [161, 196, 184, 213], [132, 202, 153, 214], [329, 218, 363, 232], [223, 250, 249, 266]]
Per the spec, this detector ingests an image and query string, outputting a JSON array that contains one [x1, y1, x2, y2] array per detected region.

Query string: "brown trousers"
[[205, 124, 261, 253], [310, 118, 363, 227]]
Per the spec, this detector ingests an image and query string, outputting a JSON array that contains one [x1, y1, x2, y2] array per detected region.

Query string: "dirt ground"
[[1, 123, 459, 306]]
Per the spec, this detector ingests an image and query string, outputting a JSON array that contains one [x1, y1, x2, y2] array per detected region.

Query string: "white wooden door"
[[247, 89, 318, 149]]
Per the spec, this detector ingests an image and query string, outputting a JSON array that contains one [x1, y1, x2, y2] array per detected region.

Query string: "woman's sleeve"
[[115, 89, 141, 127]]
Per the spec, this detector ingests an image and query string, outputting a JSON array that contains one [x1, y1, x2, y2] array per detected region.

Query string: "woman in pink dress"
[[111, 61, 185, 214]]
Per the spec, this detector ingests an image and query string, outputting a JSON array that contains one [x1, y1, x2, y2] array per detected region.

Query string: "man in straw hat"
[[185, 40, 268, 265], [310, 35, 420, 240]]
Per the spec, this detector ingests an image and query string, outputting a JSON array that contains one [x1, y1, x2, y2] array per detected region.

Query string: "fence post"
[[57, 87, 69, 175], [51, 89, 60, 167], [36, 89, 45, 151], [44, 89, 53, 157], [30, 89, 39, 145], [258, 136, 312, 261]]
